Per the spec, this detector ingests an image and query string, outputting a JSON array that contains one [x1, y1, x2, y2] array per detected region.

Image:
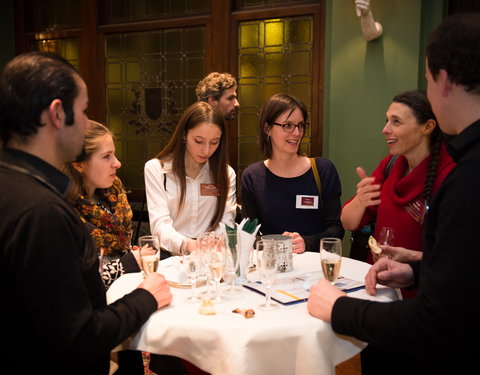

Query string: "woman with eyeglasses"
[[241, 93, 344, 253]]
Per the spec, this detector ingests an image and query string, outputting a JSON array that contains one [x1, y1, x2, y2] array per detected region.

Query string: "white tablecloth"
[[107, 252, 398, 375]]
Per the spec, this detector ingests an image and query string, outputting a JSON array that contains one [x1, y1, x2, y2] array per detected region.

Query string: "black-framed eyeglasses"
[[272, 122, 309, 133]]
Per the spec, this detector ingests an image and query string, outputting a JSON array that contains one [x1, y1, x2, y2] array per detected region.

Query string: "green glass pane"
[[107, 63, 122, 83], [239, 142, 261, 166], [165, 31, 182, 53], [108, 89, 123, 110], [126, 62, 140, 82], [187, 58, 204, 80], [289, 51, 311, 75], [106, 35, 122, 57], [109, 115, 124, 135], [126, 35, 142, 55], [165, 59, 182, 80], [265, 53, 283, 76], [129, 0, 146, 18], [265, 21, 284, 46], [239, 54, 260, 78], [185, 28, 205, 51], [239, 114, 259, 137], [126, 140, 142, 161], [240, 23, 259, 48], [239, 85, 260, 107], [289, 19, 312, 45], [144, 33, 162, 54]]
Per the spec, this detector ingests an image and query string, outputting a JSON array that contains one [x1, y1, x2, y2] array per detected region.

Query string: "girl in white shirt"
[[145, 101, 236, 255]]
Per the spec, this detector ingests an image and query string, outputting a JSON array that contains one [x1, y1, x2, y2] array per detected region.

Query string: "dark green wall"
[[0, 0, 15, 69], [323, 0, 446, 250]]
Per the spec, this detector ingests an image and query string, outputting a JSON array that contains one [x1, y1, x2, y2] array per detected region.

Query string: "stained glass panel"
[[25, 0, 81, 32], [105, 27, 205, 188], [106, 0, 209, 23], [30, 38, 79, 70], [237, 16, 313, 174]]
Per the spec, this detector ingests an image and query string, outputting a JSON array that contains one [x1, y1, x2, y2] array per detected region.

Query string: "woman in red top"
[[341, 90, 455, 293], [341, 89, 456, 375]]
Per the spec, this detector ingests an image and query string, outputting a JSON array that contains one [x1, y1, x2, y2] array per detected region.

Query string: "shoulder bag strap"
[[309, 157, 323, 207]]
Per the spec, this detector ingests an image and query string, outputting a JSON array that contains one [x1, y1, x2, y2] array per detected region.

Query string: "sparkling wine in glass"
[[378, 227, 395, 246], [209, 236, 226, 302], [138, 235, 160, 278], [257, 240, 279, 311], [320, 238, 342, 285]]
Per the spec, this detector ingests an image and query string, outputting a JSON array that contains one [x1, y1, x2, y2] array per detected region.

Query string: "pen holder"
[[261, 235, 293, 272]]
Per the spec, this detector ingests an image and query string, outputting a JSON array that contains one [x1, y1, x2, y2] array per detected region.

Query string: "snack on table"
[[368, 235, 382, 256], [199, 299, 216, 315], [232, 308, 255, 319]]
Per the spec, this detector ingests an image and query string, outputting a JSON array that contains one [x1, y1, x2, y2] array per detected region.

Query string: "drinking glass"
[[184, 250, 202, 303], [138, 235, 160, 278], [209, 234, 226, 302], [320, 237, 342, 285], [257, 240, 279, 311], [197, 232, 215, 299], [378, 227, 395, 246], [223, 229, 242, 295]]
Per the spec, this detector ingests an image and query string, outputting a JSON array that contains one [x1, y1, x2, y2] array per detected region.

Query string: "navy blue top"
[[240, 157, 344, 251]]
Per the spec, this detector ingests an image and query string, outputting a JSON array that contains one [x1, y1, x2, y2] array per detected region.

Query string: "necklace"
[[96, 199, 113, 215]]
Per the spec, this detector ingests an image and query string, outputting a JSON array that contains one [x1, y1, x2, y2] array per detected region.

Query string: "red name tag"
[[200, 183, 220, 196], [301, 197, 315, 206]]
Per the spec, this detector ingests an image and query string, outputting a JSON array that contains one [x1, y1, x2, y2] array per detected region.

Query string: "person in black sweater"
[[0, 51, 172, 375], [307, 13, 480, 374]]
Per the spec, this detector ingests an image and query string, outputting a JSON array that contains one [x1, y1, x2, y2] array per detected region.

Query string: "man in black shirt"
[[307, 13, 480, 373], [0, 52, 172, 374]]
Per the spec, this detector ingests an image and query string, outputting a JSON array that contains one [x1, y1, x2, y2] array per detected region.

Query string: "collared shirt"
[[144, 158, 236, 254]]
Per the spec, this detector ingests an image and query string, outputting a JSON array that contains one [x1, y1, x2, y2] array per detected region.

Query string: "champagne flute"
[[320, 237, 342, 285], [138, 235, 160, 278], [257, 240, 279, 311], [184, 250, 202, 303], [209, 234, 226, 302], [379, 226, 395, 245], [223, 228, 242, 295], [378, 227, 395, 259]]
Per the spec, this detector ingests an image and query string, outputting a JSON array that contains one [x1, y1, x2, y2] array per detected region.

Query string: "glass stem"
[[191, 277, 196, 298], [265, 286, 271, 305]]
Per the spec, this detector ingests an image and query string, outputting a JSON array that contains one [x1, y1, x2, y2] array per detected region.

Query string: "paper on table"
[[243, 271, 365, 305]]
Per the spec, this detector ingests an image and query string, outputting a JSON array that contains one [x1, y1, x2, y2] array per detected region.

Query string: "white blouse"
[[144, 158, 236, 254]]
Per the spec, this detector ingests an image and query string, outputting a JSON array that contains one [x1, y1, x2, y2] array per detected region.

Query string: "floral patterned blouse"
[[73, 177, 133, 257]]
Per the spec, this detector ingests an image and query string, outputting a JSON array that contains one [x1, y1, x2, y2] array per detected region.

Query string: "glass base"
[[222, 284, 243, 295], [184, 295, 202, 303], [257, 301, 279, 311]]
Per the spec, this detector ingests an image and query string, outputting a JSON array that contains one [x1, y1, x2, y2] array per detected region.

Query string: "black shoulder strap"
[[163, 173, 167, 191], [384, 155, 399, 179]]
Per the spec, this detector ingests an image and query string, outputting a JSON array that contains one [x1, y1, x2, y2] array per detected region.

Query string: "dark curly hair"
[[392, 90, 445, 207], [427, 13, 480, 95], [0, 51, 79, 145]]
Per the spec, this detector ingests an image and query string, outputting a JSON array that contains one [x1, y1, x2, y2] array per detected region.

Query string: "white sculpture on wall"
[[355, 0, 383, 41]]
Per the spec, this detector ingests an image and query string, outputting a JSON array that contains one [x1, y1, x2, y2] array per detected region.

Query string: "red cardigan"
[[343, 144, 456, 298]]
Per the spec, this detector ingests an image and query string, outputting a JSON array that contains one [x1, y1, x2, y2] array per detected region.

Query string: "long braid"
[[422, 129, 443, 208]]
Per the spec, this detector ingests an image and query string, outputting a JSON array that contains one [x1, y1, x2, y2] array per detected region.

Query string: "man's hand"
[[307, 279, 346, 322], [365, 257, 414, 295], [138, 273, 172, 309]]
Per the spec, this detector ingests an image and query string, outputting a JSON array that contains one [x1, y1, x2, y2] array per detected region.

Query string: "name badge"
[[296, 195, 319, 209], [200, 183, 220, 197]]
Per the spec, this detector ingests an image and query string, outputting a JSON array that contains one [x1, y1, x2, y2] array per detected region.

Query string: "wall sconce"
[[355, 0, 383, 41]]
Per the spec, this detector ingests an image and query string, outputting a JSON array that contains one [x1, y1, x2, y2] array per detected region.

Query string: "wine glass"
[[223, 228, 242, 295], [378, 227, 395, 245], [138, 235, 160, 278], [257, 240, 279, 311], [184, 250, 202, 303], [320, 237, 342, 285], [209, 234, 226, 302]]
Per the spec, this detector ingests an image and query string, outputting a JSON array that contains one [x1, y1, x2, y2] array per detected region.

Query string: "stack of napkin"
[[221, 218, 261, 281]]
